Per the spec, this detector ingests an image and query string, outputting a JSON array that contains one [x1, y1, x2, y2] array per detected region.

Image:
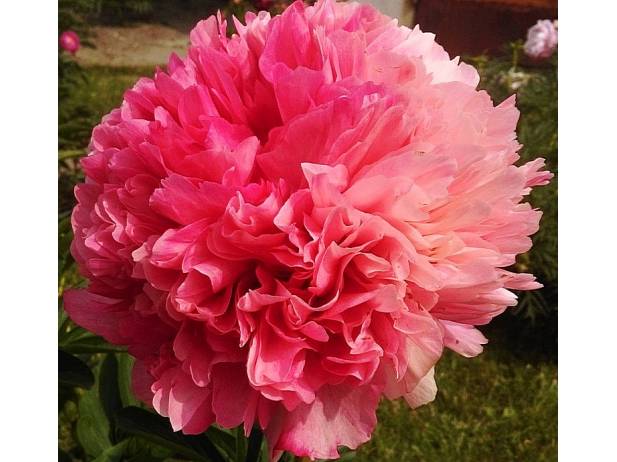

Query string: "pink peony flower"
[[59, 30, 80, 55], [64, 1, 552, 459], [524, 19, 558, 59]]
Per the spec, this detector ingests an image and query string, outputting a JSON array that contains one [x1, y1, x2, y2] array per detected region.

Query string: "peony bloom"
[[524, 19, 558, 59], [64, 1, 552, 459], [59, 30, 81, 55]]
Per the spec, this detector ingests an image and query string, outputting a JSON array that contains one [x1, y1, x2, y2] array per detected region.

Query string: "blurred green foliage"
[[59, 0, 157, 28]]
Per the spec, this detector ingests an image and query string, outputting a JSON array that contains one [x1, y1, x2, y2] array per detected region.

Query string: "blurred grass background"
[[58, 1, 557, 461], [358, 350, 556, 462]]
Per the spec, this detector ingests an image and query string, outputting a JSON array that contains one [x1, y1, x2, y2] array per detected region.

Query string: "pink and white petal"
[[271, 383, 381, 460], [440, 320, 488, 358], [404, 367, 437, 409]]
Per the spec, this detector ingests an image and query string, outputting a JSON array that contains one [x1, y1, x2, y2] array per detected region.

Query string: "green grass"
[[59, 65, 156, 213], [59, 65, 155, 150], [356, 348, 557, 462], [59, 64, 557, 462], [71, 65, 155, 115]]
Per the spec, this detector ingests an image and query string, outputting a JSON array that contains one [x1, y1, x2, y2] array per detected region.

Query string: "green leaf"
[[260, 439, 269, 462], [234, 427, 247, 462], [124, 452, 168, 462], [58, 307, 70, 336], [59, 448, 71, 462], [279, 452, 295, 462], [120, 435, 174, 462], [99, 354, 123, 442], [92, 440, 129, 462], [117, 353, 139, 407], [246, 427, 263, 462], [59, 324, 95, 344], [338, 449, 357, 461], [77, 369, 112, 457], [59, 349, 94, 389], [60, 333, 127, 354], [205, 426, 236, 461], [115, 406, 228, 462], [59, 149, 86, 161]]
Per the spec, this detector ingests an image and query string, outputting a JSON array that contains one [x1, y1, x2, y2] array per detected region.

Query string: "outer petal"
[[270, 383, 381, 460], [440, 320, 488, 357], [152, 366, 215, 434], [63, 289, 172, 358], [404, 367, 437, 409]]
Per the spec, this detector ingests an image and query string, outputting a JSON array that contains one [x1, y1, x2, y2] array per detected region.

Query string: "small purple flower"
[[524, 20, 557, 59]]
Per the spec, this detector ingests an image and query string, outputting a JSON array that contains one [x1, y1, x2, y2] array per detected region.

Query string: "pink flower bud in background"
[[59, 30, 80, 55], [524, 19, 557, 59]]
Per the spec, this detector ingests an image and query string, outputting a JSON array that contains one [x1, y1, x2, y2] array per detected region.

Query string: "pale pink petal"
[[272, 384, 380, 460], [440, 320, 488, 357]]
